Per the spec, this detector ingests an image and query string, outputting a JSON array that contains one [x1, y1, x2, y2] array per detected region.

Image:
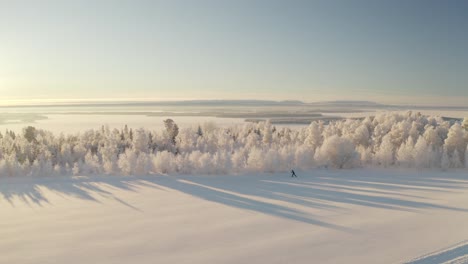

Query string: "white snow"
[[404, 240, 468, 264], [2, 169, 468, 264]]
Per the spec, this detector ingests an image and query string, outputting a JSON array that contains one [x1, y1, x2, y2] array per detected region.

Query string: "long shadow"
[[151, 177, 353, 232], [259, 180, 468, 212], [312, 171, 468, 194], [0, 175, 352, 231], [168, 170, 468, 213], [140, 170, 468, 230], [0, 176, 158, 211], [1, 169, 467, 231], [403, 240, 468, 264]]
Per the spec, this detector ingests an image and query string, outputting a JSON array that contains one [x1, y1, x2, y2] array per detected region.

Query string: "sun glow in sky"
[[0, 0, 467, 106]]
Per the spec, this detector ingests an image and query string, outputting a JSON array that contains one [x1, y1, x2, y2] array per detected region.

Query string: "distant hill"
[[308, 101, 387, 107], [0, 100, 307, 108], [3, 99, 466, 110]]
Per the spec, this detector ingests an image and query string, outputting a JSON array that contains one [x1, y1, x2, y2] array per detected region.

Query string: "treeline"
[[0, 113, 467, 177]]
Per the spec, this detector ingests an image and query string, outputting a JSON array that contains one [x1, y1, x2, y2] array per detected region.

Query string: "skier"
[[291, 169, 297, 177]]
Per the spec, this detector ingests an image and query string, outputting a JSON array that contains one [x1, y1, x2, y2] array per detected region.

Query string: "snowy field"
[[1, 109, 468, 263], [2, 169, 468, 264]]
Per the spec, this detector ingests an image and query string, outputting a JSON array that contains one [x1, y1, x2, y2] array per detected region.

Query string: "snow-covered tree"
[[133, 128, 149, 153], [315, 136, 359, 169], [441, 147, 450, 170], [465, 145, 468, 168], [1, 113, 467, 177], [463, 118, 468, 131], [305, 121, 323, 149], [413, 136, 434, 168], [374, 134, 394, 167], [163, 119, 179, 146], [247, 147, 264, 171], [397, 138, 414, 167], [152, 151, 175, 174], [444, 123, 467, 164], [262, 120, 273, 145], [450, 150, 463, 168]]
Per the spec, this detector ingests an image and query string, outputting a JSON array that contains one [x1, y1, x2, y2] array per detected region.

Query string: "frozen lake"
[[0, 114, 248, 133], [0, 102, 466, 133], [323, 110, 468, 119]]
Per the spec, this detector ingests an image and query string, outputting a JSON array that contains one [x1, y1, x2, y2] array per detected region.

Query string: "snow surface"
[[404, 240, 468, 264], [2, 169, 468, 264]]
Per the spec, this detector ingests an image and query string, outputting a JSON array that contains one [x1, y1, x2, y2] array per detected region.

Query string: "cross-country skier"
[[291, 169, 297, 177]]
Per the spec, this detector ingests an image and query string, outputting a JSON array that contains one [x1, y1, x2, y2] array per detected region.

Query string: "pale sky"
[[0, 0, 467, 106]]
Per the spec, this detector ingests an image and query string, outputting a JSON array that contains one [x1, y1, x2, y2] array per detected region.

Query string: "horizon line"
[[0, 98, 468, 109]]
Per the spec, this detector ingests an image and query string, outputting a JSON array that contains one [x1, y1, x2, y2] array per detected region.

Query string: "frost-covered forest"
[[0, 112, 468, 177]]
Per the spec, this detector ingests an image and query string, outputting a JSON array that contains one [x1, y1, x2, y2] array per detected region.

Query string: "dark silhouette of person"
[[291, 169, 297, 177]]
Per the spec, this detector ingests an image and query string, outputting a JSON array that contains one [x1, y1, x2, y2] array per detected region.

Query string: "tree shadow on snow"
[[0, 176, 161, 211], [1, 169, 467, 231], [146, 170, 468, 231], [165, 170, 468, 214], [151, 176, 353, 232]]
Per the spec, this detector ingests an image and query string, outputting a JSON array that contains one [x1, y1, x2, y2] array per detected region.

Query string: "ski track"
[[403, 241, 468, 264]]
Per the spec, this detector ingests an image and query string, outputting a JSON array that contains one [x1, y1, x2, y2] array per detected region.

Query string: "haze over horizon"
[[1, 1, 467, 106]]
